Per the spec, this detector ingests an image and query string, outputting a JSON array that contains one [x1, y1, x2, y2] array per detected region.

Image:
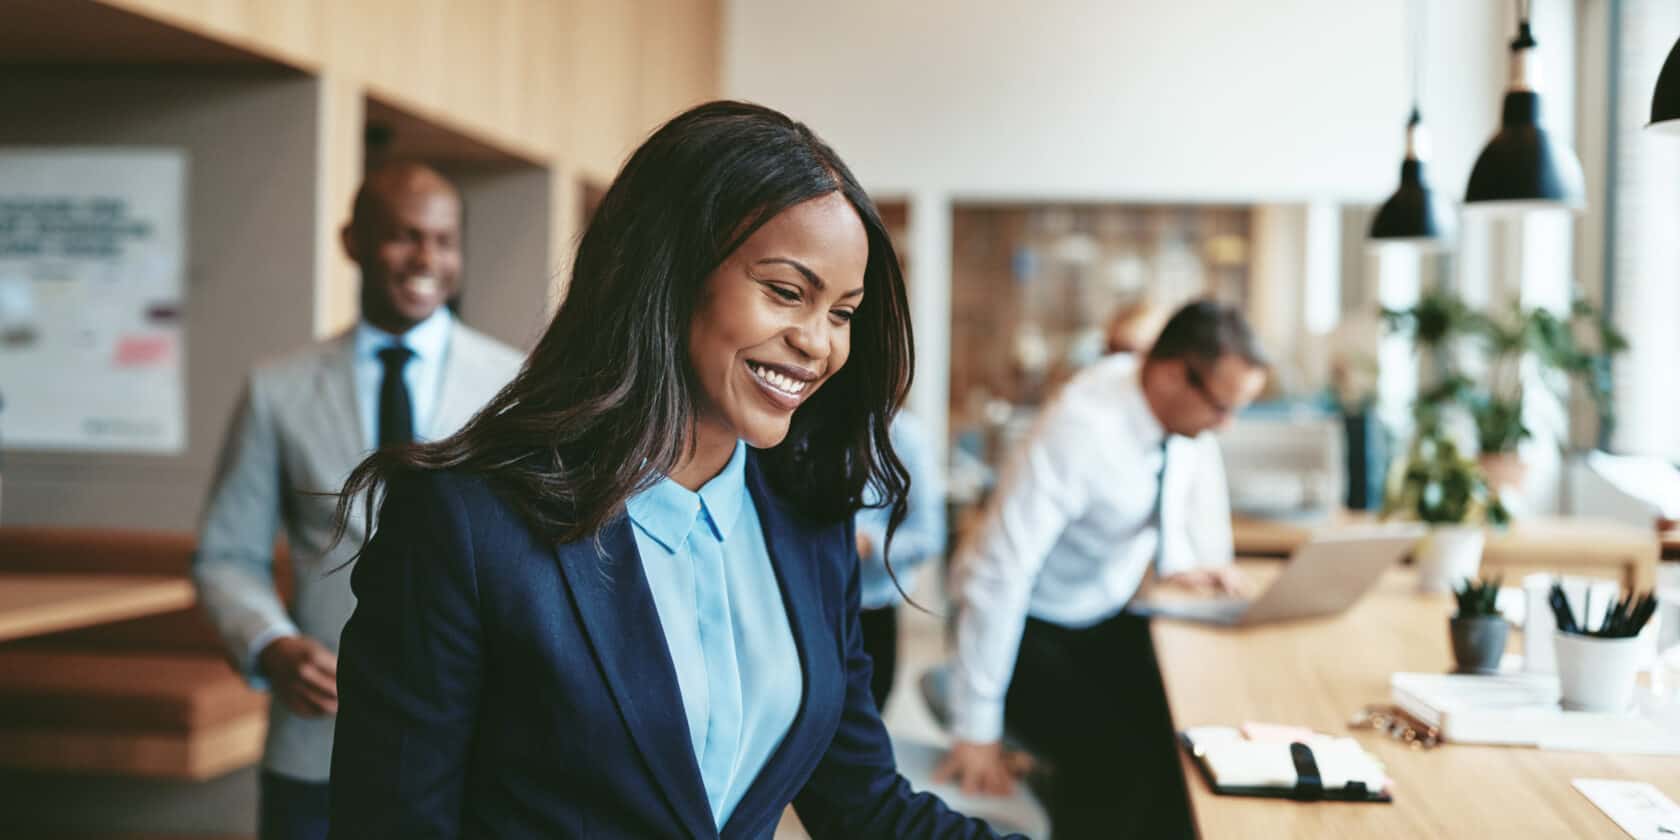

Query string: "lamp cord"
[[1408, 0, 1426, 122], [1511, 0, 1537, 50]]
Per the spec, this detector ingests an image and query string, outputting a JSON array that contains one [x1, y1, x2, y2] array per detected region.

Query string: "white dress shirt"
[[949, 353, 1233, 743], [351, 307, 454, 451]]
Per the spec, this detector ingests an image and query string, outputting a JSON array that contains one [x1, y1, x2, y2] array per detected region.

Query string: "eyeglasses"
[[1185, 364, 1235, 417]]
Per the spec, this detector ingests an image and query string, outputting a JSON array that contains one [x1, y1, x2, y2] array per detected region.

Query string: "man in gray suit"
[[193, 162, 524, 840]]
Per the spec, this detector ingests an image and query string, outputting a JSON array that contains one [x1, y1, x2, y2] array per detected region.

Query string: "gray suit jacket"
[[193, 321, 523, 781]]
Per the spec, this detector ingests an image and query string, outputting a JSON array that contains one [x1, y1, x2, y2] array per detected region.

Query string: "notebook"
[[1390, 672, 1561, 746], [1180, 725, 1392, 803], [1391, 672, 1680, 754]]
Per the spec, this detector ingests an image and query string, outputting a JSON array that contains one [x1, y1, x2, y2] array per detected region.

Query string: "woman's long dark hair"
[[334, 100, 913, 558]]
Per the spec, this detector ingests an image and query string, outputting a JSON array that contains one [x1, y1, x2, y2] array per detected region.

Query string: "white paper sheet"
[[1573, 779, 1680, 839]]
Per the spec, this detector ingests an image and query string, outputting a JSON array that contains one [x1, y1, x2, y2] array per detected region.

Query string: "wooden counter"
[[0, 573, 195, 642], [1152, 564, 1678, 839], [1232, 515, 1661, 590]]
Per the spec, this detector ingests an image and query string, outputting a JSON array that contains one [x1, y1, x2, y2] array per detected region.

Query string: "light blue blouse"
[[624, 441, 803, 829]]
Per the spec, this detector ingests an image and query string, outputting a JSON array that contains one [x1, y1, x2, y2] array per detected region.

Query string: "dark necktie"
[[1153, 437, 1170, 577], [377, 345, 415, 448]]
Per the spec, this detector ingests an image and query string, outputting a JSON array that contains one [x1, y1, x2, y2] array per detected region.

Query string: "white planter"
[[1554, 632, 1642, 713], [1415, 526, 1486, 594]]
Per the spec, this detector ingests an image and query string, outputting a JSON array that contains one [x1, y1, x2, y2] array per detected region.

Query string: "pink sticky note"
[[1240, 722, 1319, 743]]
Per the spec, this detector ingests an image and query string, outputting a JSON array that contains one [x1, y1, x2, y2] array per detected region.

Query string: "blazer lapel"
[[314, 333, 367, 478], [428, 326, 479, 440], [721, 457, 838, 838], [554, 517, 715, 839]]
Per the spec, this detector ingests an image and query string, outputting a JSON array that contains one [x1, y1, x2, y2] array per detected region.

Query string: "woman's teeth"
[[749, 362, 807, 396]]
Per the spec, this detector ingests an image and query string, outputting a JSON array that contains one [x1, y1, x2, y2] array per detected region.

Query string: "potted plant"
[[1382, 432, 1507, 593], [1466, 300, 1626, 486], [1450, 576, 1507, 674], [1383, 293, 1627, 494]]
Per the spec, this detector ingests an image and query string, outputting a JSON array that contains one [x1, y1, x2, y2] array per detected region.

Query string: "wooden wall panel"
[[634, 0, 721, 136], [94, 0, 326, 67], [57, 0, 715, 334], [93, 0, 721, 176], [84, 0, 720, 336], [568, 0, 643, 180]]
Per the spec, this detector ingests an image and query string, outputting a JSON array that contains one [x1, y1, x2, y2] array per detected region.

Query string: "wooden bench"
[[0, 528, 284, 780]]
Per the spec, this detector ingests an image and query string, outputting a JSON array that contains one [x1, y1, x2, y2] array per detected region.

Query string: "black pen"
[[1549, 585, 1578, 634]]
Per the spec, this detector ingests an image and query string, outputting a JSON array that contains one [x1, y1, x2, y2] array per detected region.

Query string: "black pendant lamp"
[[1651, 35, 1680, 133], [1370, 111, 1454, 246], [1464, 0, 1584, 214], [1371, 0, 1453, 248]]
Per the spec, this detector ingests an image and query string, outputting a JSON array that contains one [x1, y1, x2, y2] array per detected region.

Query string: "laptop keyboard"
[[1148, 598, 1250, 623]]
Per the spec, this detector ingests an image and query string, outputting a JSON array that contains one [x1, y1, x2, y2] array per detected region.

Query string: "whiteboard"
[[0, 148, 187, 453]]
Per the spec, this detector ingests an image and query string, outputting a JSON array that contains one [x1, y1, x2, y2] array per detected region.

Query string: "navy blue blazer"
[[327, 455, 1018, 839]]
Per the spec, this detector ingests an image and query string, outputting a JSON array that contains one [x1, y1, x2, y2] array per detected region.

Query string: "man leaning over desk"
[[191, 163, 524, 840], [936, 300, 1269, 840]]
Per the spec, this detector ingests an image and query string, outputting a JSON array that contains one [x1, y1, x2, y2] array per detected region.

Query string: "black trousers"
[[859, 604, 900, 711], [260, 770, 330, 840], [1003, 611, 1194, 840]]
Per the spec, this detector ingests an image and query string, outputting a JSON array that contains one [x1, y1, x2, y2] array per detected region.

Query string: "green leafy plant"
[[1382, 290, 1477, 353], [1382, 433, 1508, 526], [1453, 575, 1504, 619], [1382, 293, 1627, 455]]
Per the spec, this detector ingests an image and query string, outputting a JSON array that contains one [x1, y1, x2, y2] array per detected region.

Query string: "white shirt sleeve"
[[948, 401, 1095, 743]]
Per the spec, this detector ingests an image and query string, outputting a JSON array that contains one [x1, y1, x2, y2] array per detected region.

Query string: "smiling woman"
[[684, 193, 868, 485], [323, 101, 1018, 839]]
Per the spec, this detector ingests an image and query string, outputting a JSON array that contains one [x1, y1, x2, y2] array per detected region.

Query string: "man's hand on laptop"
[[1160, 566, 1246, 597]]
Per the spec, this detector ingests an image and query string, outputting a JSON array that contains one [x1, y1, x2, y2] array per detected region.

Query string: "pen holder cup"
[[1554, 631, 1641, 713]]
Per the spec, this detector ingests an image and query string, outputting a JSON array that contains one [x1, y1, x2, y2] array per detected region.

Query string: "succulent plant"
[[1452, 575, 1503, 619]]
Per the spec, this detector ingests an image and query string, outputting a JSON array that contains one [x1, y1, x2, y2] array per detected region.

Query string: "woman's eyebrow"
[[755, 257, 864, 299]]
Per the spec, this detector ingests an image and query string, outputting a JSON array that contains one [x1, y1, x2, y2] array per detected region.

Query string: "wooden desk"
[[0, 573, 195, 642], [1232, 515, 1660, 590], [1153, 563, 1679, 839], [1231, 514, 1320, 557]]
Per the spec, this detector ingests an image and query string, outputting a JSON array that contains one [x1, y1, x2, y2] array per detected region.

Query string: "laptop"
[[1133, 524, 1427, 627]]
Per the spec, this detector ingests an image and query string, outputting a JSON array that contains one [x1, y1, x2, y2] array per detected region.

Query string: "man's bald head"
[[341, 162, 463, 335], [348, 162, 461, 238]]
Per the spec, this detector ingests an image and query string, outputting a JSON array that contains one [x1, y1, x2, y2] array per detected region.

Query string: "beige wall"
[[0, 71, 323, 531], [95, 0, 721, 333]]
